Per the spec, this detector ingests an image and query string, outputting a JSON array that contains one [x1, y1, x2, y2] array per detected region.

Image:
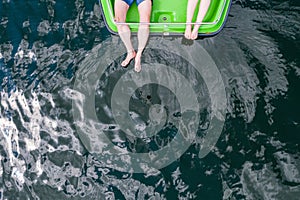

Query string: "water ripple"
[[0, 0, 299, 199]]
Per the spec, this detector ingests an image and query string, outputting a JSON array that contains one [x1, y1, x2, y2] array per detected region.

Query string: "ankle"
[[137, 48, 145, 53], [136, 52, 143, 57], [127, 49, 135, 55]]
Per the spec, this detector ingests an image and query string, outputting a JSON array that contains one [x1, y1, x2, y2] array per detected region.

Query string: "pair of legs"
[[114, 0, 152, 72], [185, 0, 211, 40]]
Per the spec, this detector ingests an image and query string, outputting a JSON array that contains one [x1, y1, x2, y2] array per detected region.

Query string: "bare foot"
[[134, 52, 142, 72], [191, 25, 200, 40], [184, 24, 192, 39], [121, 50, 136, 67]]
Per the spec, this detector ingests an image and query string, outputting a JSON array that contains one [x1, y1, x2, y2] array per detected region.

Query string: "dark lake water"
[[0, 0, 299, 199]]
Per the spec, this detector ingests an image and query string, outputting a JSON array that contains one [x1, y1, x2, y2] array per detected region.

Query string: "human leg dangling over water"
[[135, 0, 152, 72], [114, 0, 152, 71], [114, 0, 136, 67], [185, 0, 211, 40]]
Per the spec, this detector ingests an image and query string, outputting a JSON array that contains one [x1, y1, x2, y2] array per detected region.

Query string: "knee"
[[114, 16, 127, 30], [114, 16, 125, 23], [139, 14, 151, 24]]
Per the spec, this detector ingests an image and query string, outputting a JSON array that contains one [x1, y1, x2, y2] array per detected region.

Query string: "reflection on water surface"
[[0, 0, 299, 199]]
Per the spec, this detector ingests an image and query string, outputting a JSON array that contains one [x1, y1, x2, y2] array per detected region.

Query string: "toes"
[[121, 51, 136, 67], [184, 25, 192, 39], [134, 57, 141, 72], [134, 65, 141, 72], [184, 32, 191, 39], [191, 26, 200, 40], [121, 58, 130, 67], [121, 60, 128, 67], [191, 31, 198, 40], [184, 30, 191, 39]]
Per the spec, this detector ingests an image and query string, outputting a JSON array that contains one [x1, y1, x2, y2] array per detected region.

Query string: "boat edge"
[[98, 0, 232, 39]]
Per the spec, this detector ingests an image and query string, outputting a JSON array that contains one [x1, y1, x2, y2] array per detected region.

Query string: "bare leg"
[[114, 0, 136, 67], [185, 0, 199, 39], [191, 0, 211, 40], [135, 0, 152, 72]]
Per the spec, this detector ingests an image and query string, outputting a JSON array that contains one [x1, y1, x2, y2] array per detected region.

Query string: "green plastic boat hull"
[[99, 0, 231, 37]]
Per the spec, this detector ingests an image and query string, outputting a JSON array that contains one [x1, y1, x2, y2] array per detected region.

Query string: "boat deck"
[[100, 0, 231, 36]]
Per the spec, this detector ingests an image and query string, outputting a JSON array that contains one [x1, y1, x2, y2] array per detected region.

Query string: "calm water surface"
[[0, 0, 299, 199]]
